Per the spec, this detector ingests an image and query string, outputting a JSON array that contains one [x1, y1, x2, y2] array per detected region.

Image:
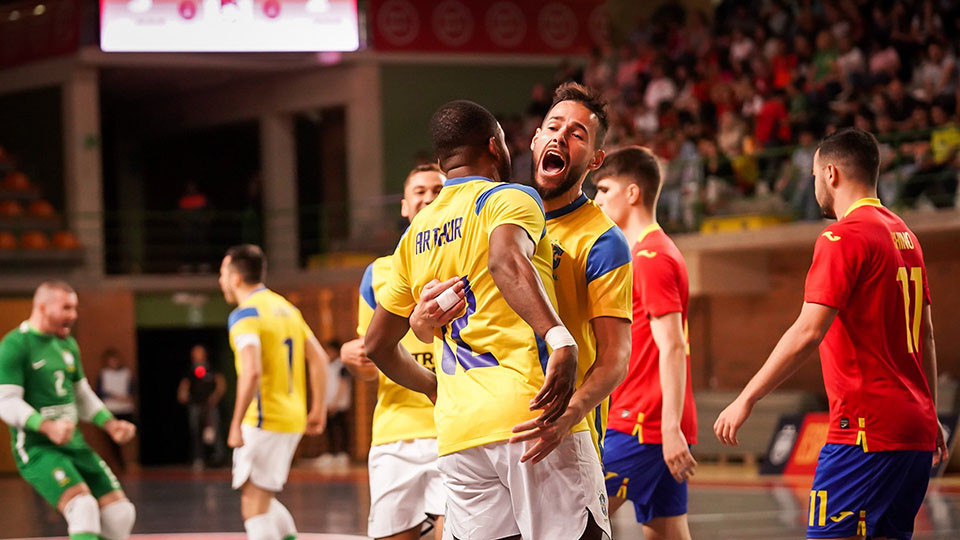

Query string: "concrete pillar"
[[346, 63, 385, 239], [259, 113, 299, 273], [62, 66, 105, 277]]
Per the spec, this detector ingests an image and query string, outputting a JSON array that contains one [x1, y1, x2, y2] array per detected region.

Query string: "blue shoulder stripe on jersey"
[[585, 226, 632, 284], [359, 262, 376, 309], [475, 183, 546, 217], [545, 193, 589, 220], [228, 306, 259, 330]]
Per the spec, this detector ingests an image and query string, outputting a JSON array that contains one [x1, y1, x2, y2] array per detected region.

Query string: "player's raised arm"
[[714, 301, 836, 446], [488, 222, 577, 425], [921, 303, 949, 465], [302, 330, 329, 435], [365, 306, 438, 401], [75, 377, 136, 444]]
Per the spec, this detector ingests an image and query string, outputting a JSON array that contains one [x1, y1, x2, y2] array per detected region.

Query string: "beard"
[[817, 185, 836, 219], [530, 156, 587, 201]]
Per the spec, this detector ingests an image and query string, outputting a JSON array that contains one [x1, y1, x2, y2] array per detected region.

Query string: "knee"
[[63, 493, 101, 536], [100, 499, 137, 540]]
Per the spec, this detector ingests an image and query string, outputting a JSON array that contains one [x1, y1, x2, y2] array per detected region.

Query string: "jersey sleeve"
[[378, 239, 416, 318], [67, 338, 84, 382], [804, 227, 862, 310], [297, 309, 316, 343], [635, 253, 683, 317], [585, 227, 634, 321], [228, 306, 262, 350], [356, 262, 377, 336], [476, 184, 546, 245], [0, 334, 26, 387]]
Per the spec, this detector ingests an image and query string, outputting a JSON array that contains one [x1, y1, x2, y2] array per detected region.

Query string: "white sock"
[[269, 498, 297, 539], [244, 513, 278, 540]]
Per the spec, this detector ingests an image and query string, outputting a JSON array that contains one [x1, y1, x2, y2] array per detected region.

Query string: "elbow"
[[363, 333, 387, 363], [488, 253, 521, 285], [613, 350, 630, 387]]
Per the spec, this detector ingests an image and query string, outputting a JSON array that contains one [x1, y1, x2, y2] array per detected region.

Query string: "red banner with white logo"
[[370, 0, 607, 55]]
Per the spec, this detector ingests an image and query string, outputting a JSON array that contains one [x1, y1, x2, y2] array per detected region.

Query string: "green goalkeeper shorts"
[[15, 441, 122, 507]]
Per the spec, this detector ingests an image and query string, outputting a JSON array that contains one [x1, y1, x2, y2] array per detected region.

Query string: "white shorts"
[[439, 431, 611, 540], [368, 438, 445, 538], [232, 424, 302, 492]]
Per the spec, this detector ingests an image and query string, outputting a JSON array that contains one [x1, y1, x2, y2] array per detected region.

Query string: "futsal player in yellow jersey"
[[219, 244, 329, 540], [365, 100, 606, 540], [340, 164, 446, 540], [413, 84, 632, 467]]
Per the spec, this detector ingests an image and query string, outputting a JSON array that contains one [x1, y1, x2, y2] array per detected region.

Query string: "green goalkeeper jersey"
[[0, 322, 96, 451]]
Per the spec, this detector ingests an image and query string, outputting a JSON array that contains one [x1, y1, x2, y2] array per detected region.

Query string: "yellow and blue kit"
[[545, 193, 632, 458], [378, 176, 590, 456], [228, 287, 313, 433], [358, 256, 437, 446]]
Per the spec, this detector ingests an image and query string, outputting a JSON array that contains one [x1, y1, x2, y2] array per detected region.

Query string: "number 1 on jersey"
[[283, 338, 294, 393], [896, 266, 922, 353]]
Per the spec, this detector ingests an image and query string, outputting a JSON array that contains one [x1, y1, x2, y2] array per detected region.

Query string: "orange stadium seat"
[[0, 231, 17, 250], [28, 199, 56, 218], [51, 230, 80, 250], [3, 171, 32, 192], [19, 230, 49, 250], [0, 200, 23, 218]]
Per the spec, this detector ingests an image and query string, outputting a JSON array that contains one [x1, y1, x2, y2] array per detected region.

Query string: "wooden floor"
[[3, 465, 960, 539]]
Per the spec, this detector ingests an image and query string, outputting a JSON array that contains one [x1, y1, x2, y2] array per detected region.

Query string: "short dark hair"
[[430, 100, 500, 161], [817, 128, 880, 187], [225, 244, 266, 284], [404, 163, 443, 188], [549, 82, 609, 149], [593, 146, 662, 209]]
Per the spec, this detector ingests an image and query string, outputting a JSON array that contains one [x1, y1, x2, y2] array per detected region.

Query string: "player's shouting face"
[[39, 288, 78, 338], [530, 100, 605, 199]]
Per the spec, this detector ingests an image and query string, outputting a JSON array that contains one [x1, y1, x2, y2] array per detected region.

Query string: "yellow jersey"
[[546, 193, 633, 459], [228, 287, 313, 433], [358, 256, 437, 446], [379, 176, 589, 456]]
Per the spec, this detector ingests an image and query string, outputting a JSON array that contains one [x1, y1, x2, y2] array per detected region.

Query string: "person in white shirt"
[[96, 349, 136, 472]]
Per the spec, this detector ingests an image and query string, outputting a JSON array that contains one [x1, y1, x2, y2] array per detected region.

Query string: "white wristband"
[[544, 326, 576, 350], [436, 286, 460, 312]]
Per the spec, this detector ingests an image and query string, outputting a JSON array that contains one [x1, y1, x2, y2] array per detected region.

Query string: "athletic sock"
[[244, 513, 278, 540], [269, 498, 297, 539], [67, 534, 99, 540]]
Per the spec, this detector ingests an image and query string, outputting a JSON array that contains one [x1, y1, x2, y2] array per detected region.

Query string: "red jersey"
[[804, 198, 937, 452], [608, 224, 697, 444]]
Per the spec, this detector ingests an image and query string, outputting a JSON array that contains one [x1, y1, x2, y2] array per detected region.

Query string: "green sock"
[[283, 536, 297, 540], [68, 534, 99, 540]]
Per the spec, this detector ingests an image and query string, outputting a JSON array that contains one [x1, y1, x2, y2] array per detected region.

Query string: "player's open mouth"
[[540, 149, 567, 177]]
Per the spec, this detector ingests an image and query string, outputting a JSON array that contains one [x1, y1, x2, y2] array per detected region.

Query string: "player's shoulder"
[[633, 229, 681, 268], [359, 259, 383, 309], [585, 220, 631, 282], [0, 324, 28, 347], [474, 182, 545, 217], [228, 302, 260, 330]]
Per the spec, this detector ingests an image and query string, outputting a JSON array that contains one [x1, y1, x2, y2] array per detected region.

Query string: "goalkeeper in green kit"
[[0, 281, 136, 539]]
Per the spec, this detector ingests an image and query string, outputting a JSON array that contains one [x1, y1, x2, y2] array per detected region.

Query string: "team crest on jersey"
[[61, 351, 76, 372], [552, 241, 565, 279], [53, 468, 70, 486]]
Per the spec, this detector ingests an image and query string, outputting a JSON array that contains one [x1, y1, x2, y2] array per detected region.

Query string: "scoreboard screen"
[[100, 0, 359, 52]]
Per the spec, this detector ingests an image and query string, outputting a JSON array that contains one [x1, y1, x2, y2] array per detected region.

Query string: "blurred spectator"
[[96, 349, 136, 472], [324, 341, 351, 466], [177, 344, 226, 469]]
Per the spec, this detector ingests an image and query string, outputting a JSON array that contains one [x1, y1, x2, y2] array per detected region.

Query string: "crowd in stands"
[[507, 0, 960, 231]]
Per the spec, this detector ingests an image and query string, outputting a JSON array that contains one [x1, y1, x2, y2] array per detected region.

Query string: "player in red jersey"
[[715, 128, 948, 540], [593, 146, 697, 540]]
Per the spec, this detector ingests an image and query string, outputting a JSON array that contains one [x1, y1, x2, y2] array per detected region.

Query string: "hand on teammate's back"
[[662, 426, 697, 483], [39, 419, 75, 445], [409, 277, 467, 343], [530, 343, 578, 426], [104, 418, 137, 444]]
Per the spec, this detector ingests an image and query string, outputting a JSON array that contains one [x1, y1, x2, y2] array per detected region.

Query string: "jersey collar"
[[637, 223, 662, 244], [545, 193, 589, 221], [842, 197, 883, 219], [443, 175, 492, 188]]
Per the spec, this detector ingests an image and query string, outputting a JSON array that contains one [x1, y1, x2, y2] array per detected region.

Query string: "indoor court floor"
[[3, 466, 959, 539]]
